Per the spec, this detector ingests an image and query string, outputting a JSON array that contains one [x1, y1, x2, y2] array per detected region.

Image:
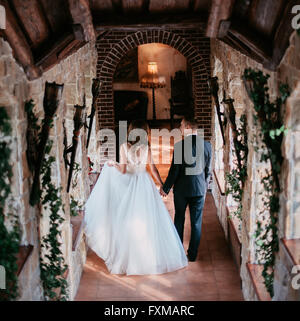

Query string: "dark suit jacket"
[[163, 135, 212, 197]]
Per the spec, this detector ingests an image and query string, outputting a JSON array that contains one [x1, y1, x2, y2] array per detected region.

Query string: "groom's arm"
[[204, 141, 212, 184], [162, 143, 181, 195]]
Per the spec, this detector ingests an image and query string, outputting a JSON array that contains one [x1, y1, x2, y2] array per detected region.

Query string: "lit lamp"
[[140, 62, 166, 121]]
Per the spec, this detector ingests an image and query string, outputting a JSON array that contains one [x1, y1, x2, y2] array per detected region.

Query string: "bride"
[[83, 120, 188, 275]]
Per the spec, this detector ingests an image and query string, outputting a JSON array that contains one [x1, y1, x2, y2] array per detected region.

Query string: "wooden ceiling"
[[0, 0, 297, 80]]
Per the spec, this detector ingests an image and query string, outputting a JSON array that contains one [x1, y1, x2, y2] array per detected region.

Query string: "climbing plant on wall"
[[70, 161, 83, 217], [39, 140, 68, 301], [225, 114, 248, 221], [0, 107, 20, 301], [243, 68, 290, 297], [71, 162, 81, 190], [25, 101, 68, 301]]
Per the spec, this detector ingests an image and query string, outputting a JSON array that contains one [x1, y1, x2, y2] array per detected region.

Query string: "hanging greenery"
[[71, 162, 81, 190], [70, 196, 81, 217], [88, 157, 94, 176], [225, 114, 248, 221], [243, 68, 290, 297], [69, 162, 83, 217], [39, 140, 68, 301], [25, 101, 68, 301], [0, 107, 20, 301]]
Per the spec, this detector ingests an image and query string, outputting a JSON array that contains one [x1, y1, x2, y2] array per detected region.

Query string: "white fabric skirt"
[[84, 163, 188, 275]]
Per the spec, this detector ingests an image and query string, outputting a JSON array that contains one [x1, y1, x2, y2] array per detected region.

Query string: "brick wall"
[[95, 27, 211, 163]]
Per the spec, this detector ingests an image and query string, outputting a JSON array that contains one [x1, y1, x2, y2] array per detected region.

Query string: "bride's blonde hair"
[[127, 119, 150, 147]]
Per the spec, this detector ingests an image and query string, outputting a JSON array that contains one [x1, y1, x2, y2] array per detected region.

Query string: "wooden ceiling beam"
[[39, 0, 73, 35], [11, 0, 50, 49], [122, 0, 145, 14], [206, 0, 235, 38], [90, 0, 114, 12], [222, 33, 266, 65], [263, 0, 297, 71], [34, 32, 84, 71], [111, 0, 123, 14], [0, 0, 42, 80], [224, 21, 272, 62], [149, 0, 190, 13], [216, 17, 273, 66], [68, 0, 96, 42], [95, 12, 208, 30], [193, 0, 211, 12], [248, 0, 285, 38]]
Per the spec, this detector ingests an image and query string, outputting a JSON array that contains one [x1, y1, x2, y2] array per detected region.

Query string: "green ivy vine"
[[25, 101, 68, 301], [0, 107, 20, 301], [69, 162, 83, 217], [40, 141, 68, 301], [243, 69, 290, 297], [71, 162, 81, 190], [225, 114, 248, 221], [70, 196, 83, 217]]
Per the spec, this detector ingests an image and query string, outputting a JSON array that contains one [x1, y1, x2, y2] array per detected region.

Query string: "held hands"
[[107, 160, 116, 167], [159, 186, 167, 197]]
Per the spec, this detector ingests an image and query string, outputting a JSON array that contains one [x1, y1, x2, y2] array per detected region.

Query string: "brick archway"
[[95, 29, 211, 161]]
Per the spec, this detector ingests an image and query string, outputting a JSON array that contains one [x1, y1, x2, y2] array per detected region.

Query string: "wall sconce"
[[207, 76, 226, 145], [242, 75, 255, 103], [62, 119, 68, 170], [65, 101, 86, 193], [86, 79, 101, 149], [30, 82, 64, 206], [222, 97, 243, 173], [140, 62, 166, 121]]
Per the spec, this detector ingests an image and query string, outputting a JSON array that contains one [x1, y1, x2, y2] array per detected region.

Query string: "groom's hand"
[[159, 186, 167, 197]]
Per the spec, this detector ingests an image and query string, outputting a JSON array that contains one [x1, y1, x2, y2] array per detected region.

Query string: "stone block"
[[0, 39, 13, 56], [290, 100, 300, 131], [64, 83, 78, 105], [0, 57, 6, 77], [292, 211, 300, 238], [294, 168, 300, 191]]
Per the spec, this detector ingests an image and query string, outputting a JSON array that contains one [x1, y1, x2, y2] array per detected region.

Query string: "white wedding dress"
[[83, 143, 188, 275]]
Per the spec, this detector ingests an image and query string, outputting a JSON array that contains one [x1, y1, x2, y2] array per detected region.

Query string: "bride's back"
[[121, 143, 149, 173]]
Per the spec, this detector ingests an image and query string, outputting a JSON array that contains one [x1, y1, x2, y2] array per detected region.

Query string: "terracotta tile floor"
[[75, 193, 244, 301], [75, 128, 244, 301]]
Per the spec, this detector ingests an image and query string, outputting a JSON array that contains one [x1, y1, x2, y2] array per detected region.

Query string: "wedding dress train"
[[83, 143, 188, 275]]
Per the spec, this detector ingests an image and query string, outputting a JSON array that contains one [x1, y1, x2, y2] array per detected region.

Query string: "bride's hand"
[[159, 186, 167, 197], [107, 160, 116, 167]]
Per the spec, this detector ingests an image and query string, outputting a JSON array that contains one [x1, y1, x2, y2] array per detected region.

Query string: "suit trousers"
[[173, 193, 206, 260]]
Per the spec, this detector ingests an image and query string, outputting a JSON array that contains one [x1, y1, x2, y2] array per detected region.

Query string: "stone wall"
[[210, 31, 300, 301], [274, 31, 300, 301], [210, 39, 275, 302], [277, 32, 300, 240], [0, 38, 98, 300]]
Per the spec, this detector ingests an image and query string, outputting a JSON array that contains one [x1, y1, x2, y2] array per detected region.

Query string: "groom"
[[160, 115, 212, 262]]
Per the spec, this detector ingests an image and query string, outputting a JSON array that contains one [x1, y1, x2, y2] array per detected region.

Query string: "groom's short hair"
[[183, 114, 198, 129]]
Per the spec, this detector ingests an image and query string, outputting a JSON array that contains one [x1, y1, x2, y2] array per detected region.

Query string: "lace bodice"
[[120, 143, 149, 173]]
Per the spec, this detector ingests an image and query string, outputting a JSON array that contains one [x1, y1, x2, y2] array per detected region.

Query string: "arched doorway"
[[113, 43, 192, 160], [95, 29, 211, 165]]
